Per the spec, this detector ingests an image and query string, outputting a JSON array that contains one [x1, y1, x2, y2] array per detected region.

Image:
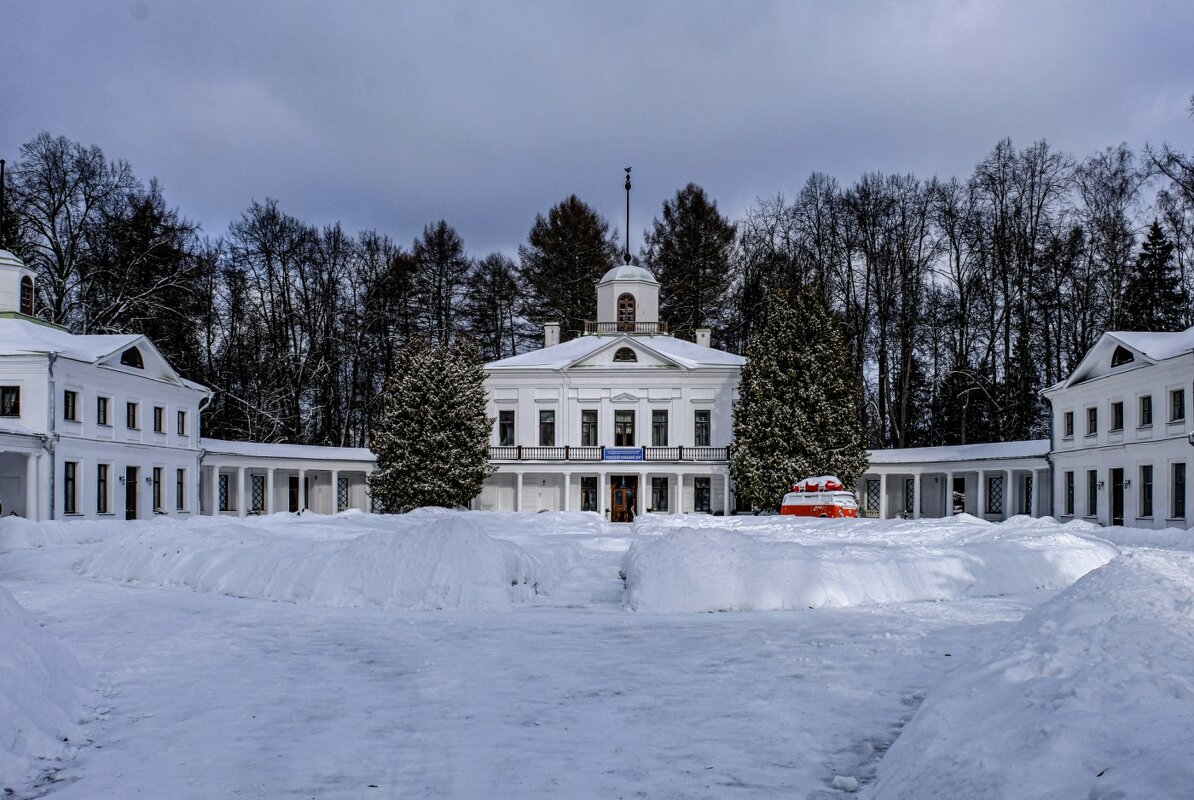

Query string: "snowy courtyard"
[[2, 510, 1192, 798]]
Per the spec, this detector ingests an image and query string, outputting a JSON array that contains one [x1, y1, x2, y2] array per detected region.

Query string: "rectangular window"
[[614, 410, 635, 447], [651, 477, 669, 512], [253, 474, 266, 512], [218, 474, 229, 512], [580, 476, 598, 512], [1111, 401, 1123, 431], [0, 386, 18, 417], [97, 464, 109, 514], [1063, 410, 1073, 438], [127, 402, 139, 430], [1087, 470, 1099, 517], [1171, 389, 1186, 422], [337, 476, 348, 512], [97, 396, 110, 426], [498, 410, 515, 446], [1174, 463, 1187, 519], [694, 476, 711, 512], [651, 410, 668, 447], [153, 467, 163, 512], [1140, 395, 1153, 427], [694, 410, 711, 447], [153, 406, 165, 433], [538, 410, 555, 447], [1140, 465, 1153, 518], [176, 468, 186, 511], [63, 461, 78, 515], [1086, 407, 1097, 436], [1064, 471, 1075, 516], [177, 410, 187, 436], [580, 410, 598, 447], [63, 390, 79, 422], [865, 478, 880, 513], [987, 475, 1004, 514]]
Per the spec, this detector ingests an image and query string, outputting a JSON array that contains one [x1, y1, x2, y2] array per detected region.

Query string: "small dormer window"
[[20, 276, 34, 316], [613, 347, 637, 362], [1111, 346, 1134, 368], [120, 347, 144, 369]]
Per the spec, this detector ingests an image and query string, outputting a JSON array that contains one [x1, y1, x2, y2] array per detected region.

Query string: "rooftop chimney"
[[695, 328, 711, 348], [544, 322, 560, 348]]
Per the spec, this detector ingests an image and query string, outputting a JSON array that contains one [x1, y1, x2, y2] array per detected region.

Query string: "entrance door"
[[952, 476, 966, 515], [288, 476, 300, 512], [1111, 468, 1124, 526], [125, 466, 138, 520], [610, 476, 638, 523]]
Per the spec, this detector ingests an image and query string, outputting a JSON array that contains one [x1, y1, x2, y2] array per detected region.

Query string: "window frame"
[[63, 461, 78, 515], [694, 476, 711, 513], [176, 468, 186, 512], [218, 474, 229, 512], [96, 396, 110, 426], [19, 275, 34, 316], [651, 477, 669, 512], [538, 409, 556, 447], [1110, 401, 1123, 432], [580, 409, 598, 447], [1063, 410, 1074, 438], [1086, 406, 1098, 436], [97, 463, 110, 515], [177, 409, 188, 436], [153, 406, 165, 433], [126, 401, 140, 430], [152, 467, 163, 513], [614, 410, 635, 447], [1171, 389, 1186, 423], [498, 410, 515, 447], [694, 410, 711, 447], [1174, 463, 1187, 519], [651, 409, 668, 447], [0, 385, 19, 417], [1087, 470, 1099, 517], [1064, 471, 1075, 516], [1139, 395, 1153, 428], [63, 389, 79, 422], [1140, 464, 1153, 518]]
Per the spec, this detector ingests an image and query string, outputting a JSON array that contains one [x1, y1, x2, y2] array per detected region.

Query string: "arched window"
[[120, 347, 144, 369], [617, 293, 636, 332], [613, 347, 637, 363], [1111, 345, 1134, 368], [19, 276, 34, 316]]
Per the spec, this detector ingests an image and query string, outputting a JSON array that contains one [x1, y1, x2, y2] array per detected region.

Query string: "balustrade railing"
[[583, 321, 668, 335], [487, 445, 728, 462]]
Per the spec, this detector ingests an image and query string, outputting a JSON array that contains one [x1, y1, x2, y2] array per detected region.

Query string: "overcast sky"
[[2, 1, 1192, 256]]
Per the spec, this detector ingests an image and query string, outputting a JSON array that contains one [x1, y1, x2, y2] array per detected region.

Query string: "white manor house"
[[2, 245, 1194, 530]]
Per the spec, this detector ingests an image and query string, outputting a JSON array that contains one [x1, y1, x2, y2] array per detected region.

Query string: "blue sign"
[[604, 447, 643, 462]]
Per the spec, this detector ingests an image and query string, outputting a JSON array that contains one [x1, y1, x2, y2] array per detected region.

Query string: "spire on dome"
[[623, 166, 632, 265]]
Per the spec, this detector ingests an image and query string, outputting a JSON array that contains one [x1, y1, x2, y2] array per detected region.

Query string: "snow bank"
[[867, 551, 1194, 799], [0, 582, 86, 785], [0, 516, 117, 551], [622, 518, 1117, 613], [81, 514, 546, 611]]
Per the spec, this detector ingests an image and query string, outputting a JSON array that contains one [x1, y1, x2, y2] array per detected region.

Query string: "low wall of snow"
[[81, 515, 546, 611], [0, 583, 86, 786], [866, 550, 1194, 799], [622, 518, 1118, 613]]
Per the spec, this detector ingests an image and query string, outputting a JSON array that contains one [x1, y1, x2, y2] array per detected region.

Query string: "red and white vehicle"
[[780, 475, 859, 518]]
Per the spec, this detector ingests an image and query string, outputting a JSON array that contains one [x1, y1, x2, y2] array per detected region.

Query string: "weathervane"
[[623, 166, 632, 265]]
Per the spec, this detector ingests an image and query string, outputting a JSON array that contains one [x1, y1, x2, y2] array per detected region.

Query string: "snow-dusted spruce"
[[730, 286, 868, 511], [367, 338, 494, 512], [1119, 219, 1188, 331]]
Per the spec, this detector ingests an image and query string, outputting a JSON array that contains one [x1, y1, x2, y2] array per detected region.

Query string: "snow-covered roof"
[[1104, 329, 1194, 362], [599, 264, 657, 284], [1050, 326, 1194, 391], [0, 317, 142, 361], [0, 418, 39, 438], [201, 438, 376, 462], [486, 334, 745, 371], [867, 439, 1050, 465]]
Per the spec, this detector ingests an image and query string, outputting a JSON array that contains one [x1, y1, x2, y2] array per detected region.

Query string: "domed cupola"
[[595, 264, 661, 334], [0, 249, 37, 318]]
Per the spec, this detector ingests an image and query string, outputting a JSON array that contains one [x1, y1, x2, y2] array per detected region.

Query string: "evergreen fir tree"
[[730, 286, 868, 510], [641, 183, 736, 342], [367, 338, 494, 512], [1119, 220, 1188, 331]]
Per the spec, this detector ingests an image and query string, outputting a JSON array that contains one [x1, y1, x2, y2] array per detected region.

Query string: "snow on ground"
[[623, 514, 1118, 613], [0, 510, 1188, 798], [866, 549, 1194, 799], [0, 581, 86, 787]]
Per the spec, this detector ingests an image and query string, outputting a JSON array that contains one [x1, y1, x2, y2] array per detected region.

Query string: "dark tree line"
[[2, 115, 1193, 450]]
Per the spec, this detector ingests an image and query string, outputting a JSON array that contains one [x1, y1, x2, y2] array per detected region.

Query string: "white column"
[[265, 468, 275, 515], [912, 473, 922, 520], [26, 453, 39, 521], [330, 469, 340, 514], [598, 471, 607, 517], [676, 472, 685, 514], [237, 467, 247, 518], [1004, 469, 1013, 519], [515, 471, 523, 513], [878, 473, 888, 520], [563, 473, 571, 512], [977, 470, 987, 518], [723, 472, 731, 516], [945, 471, 955, 516], [298, 468, 307, 511], [639, 471, 648, 515], [1031, 470, 1041, 517]]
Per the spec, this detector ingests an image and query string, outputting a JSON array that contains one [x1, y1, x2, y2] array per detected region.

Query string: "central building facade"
[[475, 265, 744, 520]]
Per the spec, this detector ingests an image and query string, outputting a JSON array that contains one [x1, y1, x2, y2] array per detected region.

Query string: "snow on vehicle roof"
[[486, 334, 745, 370], [867, 439, 1050, 465]]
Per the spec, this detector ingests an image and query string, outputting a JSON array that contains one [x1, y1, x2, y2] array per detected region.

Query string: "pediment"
[[1063, 335, 1153, 388], [97, 337, 185, 385], [611, 392, 639, 402], [564, 337, 684, 370]]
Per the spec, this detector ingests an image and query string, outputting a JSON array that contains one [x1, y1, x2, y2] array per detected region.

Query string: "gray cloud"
[[2, 0, 1191, 255]]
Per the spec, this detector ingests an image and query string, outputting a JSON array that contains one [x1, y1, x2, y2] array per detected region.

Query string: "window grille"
[[1023, 475, 1033, 515], [651, 477, 668, 512], [694, 477, 711, 512], [987, 475, 1004, 514], [865, 479, 880, 512], [904, 479, 915, 515], [218, 474, 229, 511], [251, 475, 265, 512], [337, 476, 349, 511]]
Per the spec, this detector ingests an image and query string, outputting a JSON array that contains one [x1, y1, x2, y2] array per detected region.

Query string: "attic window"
[[120, 347, 144, 369], [613, 347, 637, 363], [1111, 346, 1134, 368], [19, 276, 34, 316]]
